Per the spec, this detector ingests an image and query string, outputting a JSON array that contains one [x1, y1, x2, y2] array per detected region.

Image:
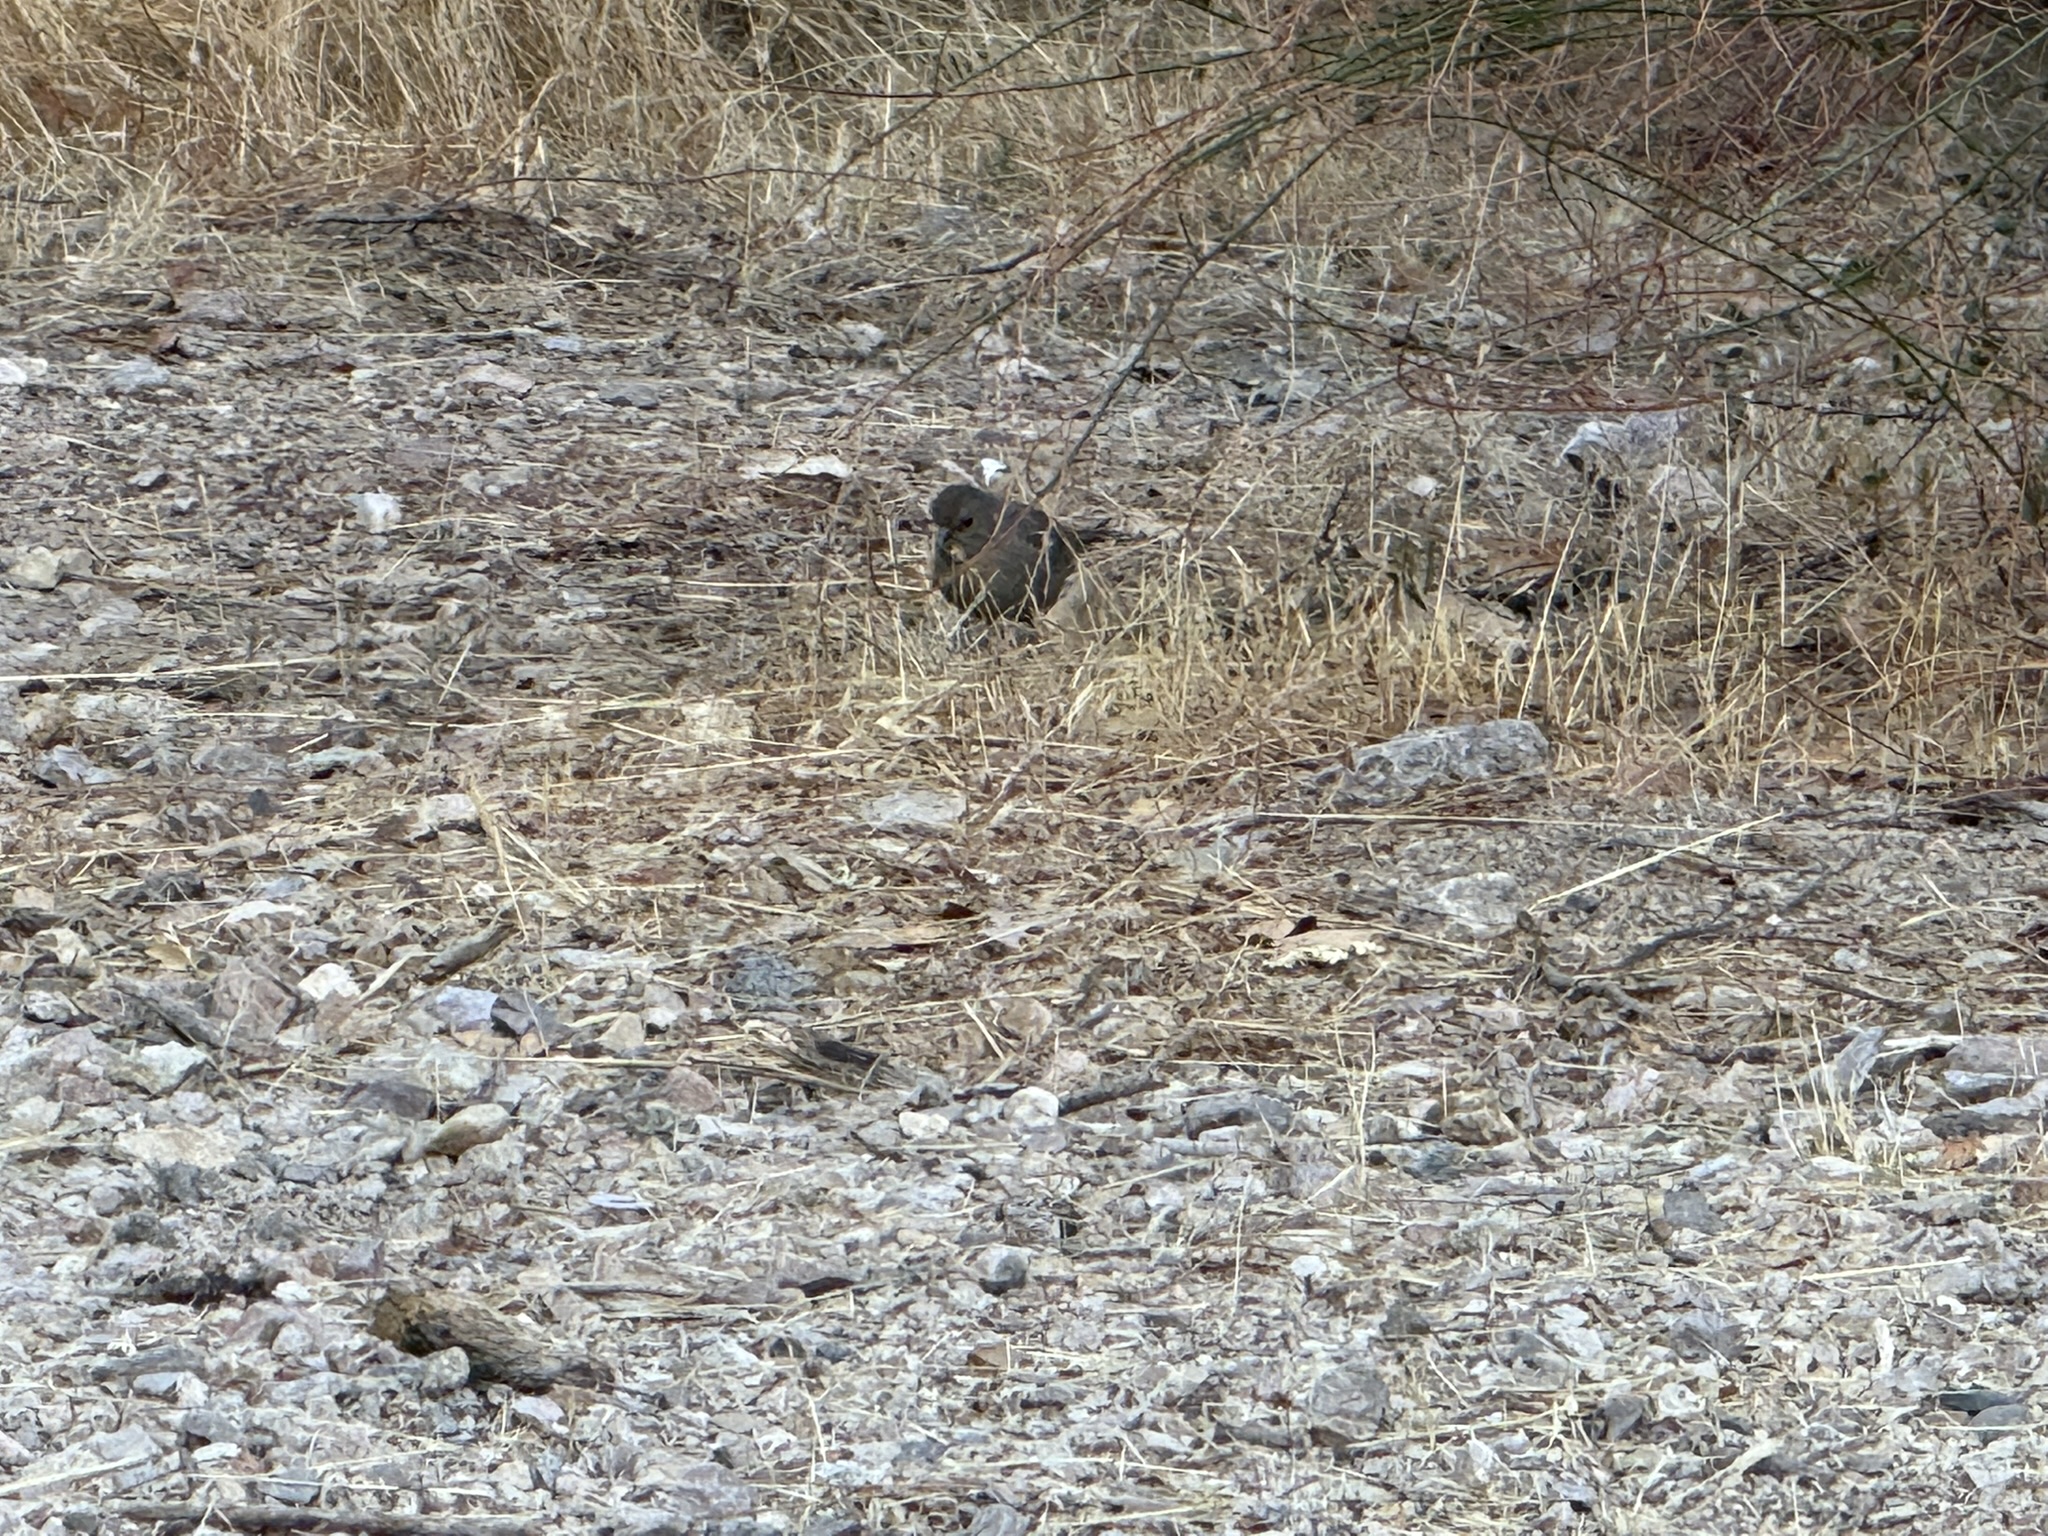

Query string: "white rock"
[[0, 354, 47, 386], [737, 451, 852, 481], [297, 963, 361, 1003], [131, 1042, 211, 1095], [7, 547, 61, 591], [1413, 872, 1521, 936], [455, 363, 534, 396], [351, 491, 402, 533], [1004, 1086, 1061, 1131], [898, 1108, 952, 1141], [409, 792, 481, 839], [863, 789, 967, 831], [837, 321, 887, 357], [116, 1124, 245, 1169], [1319, 719, 1549, 808]]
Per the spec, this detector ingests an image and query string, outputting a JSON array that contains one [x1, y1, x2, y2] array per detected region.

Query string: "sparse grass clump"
[[3, 0, 2045, 784]]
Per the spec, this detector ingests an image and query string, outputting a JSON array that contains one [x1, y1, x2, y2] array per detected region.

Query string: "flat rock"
[[107, 359, 173, 394], [8, 546, 63, 591], [1317, 718, 1549, 807], [126, 1042, 211, 1096], [599, 380, 662, 408]]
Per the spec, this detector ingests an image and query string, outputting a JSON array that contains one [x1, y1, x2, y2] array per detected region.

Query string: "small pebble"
[[107, 359, 172, 394], [419, 1346, 472, 1396], [598, 381, 661, 408], [1004, 1086, 1060, 1132], [973, 1246, 1031, 1296]]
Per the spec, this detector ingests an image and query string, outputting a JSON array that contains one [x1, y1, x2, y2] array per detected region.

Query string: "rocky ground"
[[3, 204, 2048, 1536]]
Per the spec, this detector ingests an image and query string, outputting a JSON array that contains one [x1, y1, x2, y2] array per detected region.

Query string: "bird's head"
[[929, 482, 1003, 539]]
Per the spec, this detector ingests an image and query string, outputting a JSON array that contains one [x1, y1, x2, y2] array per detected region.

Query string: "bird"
[[927, 483, 1080, 623]]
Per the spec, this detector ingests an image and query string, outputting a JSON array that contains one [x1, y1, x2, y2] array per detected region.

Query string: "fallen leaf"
[[144, 938, 195, 970], [968, 1342, 1013, 1375]]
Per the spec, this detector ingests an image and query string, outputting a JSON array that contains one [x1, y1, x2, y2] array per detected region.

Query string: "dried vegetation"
[[4, 2, 2048, 1534]]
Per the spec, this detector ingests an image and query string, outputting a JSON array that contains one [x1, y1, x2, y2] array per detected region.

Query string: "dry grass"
[[3, 0, 2045, 785]]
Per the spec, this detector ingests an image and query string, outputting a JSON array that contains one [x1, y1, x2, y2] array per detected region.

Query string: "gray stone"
[[211, 958, 295, 1046], [266, 1466, 321, 1505], [862, 788, 966, 831], [22, 990, 78, 1023], [973, 1245, 1031, 1296], [1307, 1360, 1389, 1443], [107, 360, 173, 395], [726, 949, 815, 1003], [1940, 1035, 2048, 1079], [1318, 718, 1549, 808], [175, 289, 249, 326], [1412, 871, 1522, 936], [28, 746, 121, 788], [599, 381, 661, 408], [1184, 1091, 1291, 1138], [129, 1042, 211, 1096], [419, 1346, 471, 1396], [8, 546, 62, 591]]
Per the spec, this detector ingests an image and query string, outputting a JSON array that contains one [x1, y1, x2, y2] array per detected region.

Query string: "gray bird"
[[928, 483, 1080, 623]]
